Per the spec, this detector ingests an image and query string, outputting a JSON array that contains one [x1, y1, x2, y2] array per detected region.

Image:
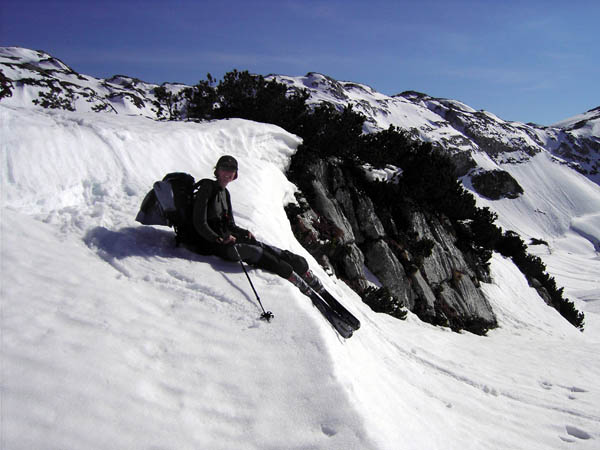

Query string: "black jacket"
[[192, 179, 249, 244]]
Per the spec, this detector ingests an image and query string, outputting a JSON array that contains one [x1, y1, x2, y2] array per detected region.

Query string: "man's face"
[[216, 168, 236, 187]]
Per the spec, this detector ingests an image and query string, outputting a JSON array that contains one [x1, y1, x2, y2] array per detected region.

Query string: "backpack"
[[136, 172, 211, 245]]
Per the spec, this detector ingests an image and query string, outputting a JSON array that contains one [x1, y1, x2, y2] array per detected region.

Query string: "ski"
[[318, 288, 361, 331], [307, 291, 355, 339]]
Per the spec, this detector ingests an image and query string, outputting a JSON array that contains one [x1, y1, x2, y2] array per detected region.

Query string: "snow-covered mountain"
[[0, 47, 187, 118], [273, 73, 600, 185], [2, 47, 600, 449], [2, 47, 598, 186], [3, 47, 598, 183]]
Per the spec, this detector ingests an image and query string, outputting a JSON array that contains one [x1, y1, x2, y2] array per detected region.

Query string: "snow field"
[[468, 149, 600, 340], [2, 104, 599, 449]]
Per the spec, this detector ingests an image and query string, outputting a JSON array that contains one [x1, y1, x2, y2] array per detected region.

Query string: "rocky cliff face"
[[287, 157, 497, 335]]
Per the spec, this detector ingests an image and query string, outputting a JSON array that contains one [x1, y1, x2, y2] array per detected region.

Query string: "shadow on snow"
[[83, 225, 268, 312]]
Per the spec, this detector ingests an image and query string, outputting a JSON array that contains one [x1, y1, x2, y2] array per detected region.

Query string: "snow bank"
[[2, 104, 375, 449], [2, 104, 599, 449]]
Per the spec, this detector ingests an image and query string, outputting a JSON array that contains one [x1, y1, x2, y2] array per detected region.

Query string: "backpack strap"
[[193, 178, 214, 193]]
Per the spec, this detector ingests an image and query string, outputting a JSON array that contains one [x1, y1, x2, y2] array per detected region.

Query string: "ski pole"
[[233, 244, 274, 321]]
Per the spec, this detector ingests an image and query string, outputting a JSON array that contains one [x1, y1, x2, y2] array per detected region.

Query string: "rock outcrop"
[[287, 157, 498, 334], [470, 169, 524, 200]]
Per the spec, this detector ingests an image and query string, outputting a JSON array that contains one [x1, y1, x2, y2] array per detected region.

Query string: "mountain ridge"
[[271, 71, 599, 185], [3, 46, 597, 186]]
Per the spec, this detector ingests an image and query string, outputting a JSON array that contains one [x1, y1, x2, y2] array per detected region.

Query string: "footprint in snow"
[[321, 424, 337, 437], [563, 425, 592, 441], [165, 270, 228, 299], [557, 384, 588, 400], [167, 269, 195, 284]]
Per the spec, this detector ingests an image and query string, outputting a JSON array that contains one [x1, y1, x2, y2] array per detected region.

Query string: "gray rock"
[[471, 169, 524, 200], [437, 278, 496, 334], [452, 272, 496, 324], [408, 210, 496, 331], [341, 243, 366, 281], [410, 211, 476, 282], [288, 156, 497, 334], [409, 270, 437, 317], [308, 160, 356, 245], [356, 194, 386, 240], [334, 184, 364, 244], [410, 212, 453, 283], [364, 239, 414, 309], [311, 177, 356, 245]]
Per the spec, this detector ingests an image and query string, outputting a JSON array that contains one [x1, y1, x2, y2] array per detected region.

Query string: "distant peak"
[[587, 106, 600, 114], [396, 90, 430, 100]]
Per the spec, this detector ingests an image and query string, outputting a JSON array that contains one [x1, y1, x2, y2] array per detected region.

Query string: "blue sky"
[[1, 0, 598, 125]]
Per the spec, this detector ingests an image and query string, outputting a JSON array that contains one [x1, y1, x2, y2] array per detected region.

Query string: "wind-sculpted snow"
[[2, 101, 600, 449], [1, 105, 376, 449]]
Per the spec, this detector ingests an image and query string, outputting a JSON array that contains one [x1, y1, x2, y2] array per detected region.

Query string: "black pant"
[[209, 234, 308, 279]]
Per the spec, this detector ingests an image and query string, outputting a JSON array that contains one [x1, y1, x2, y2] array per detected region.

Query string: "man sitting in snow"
[[185, 155, 322, 294]]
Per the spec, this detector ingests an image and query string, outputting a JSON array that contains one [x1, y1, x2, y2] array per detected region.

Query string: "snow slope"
[[464, 149, 600, 337], [2, 103, 600, 449], [553, 107, 600, 135]]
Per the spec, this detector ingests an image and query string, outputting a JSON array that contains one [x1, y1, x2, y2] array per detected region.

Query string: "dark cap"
[[215, 155, 238, 171]]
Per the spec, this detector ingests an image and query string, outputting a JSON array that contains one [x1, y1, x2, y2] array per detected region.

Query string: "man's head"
[[216, 155, 238, 173], [215, 155, 238, 187]]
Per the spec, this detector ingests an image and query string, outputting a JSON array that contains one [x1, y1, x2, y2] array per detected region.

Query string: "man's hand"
[[217, 234, 237, 244]]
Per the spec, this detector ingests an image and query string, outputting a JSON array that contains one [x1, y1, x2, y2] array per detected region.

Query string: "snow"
[[466, 148, 600, 343], [552, 108, 600, 137], [271, 73, 479, 151], [0, 46, 188, 119], [2, 101, 600, 449], [361, 163, 402, 184]]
